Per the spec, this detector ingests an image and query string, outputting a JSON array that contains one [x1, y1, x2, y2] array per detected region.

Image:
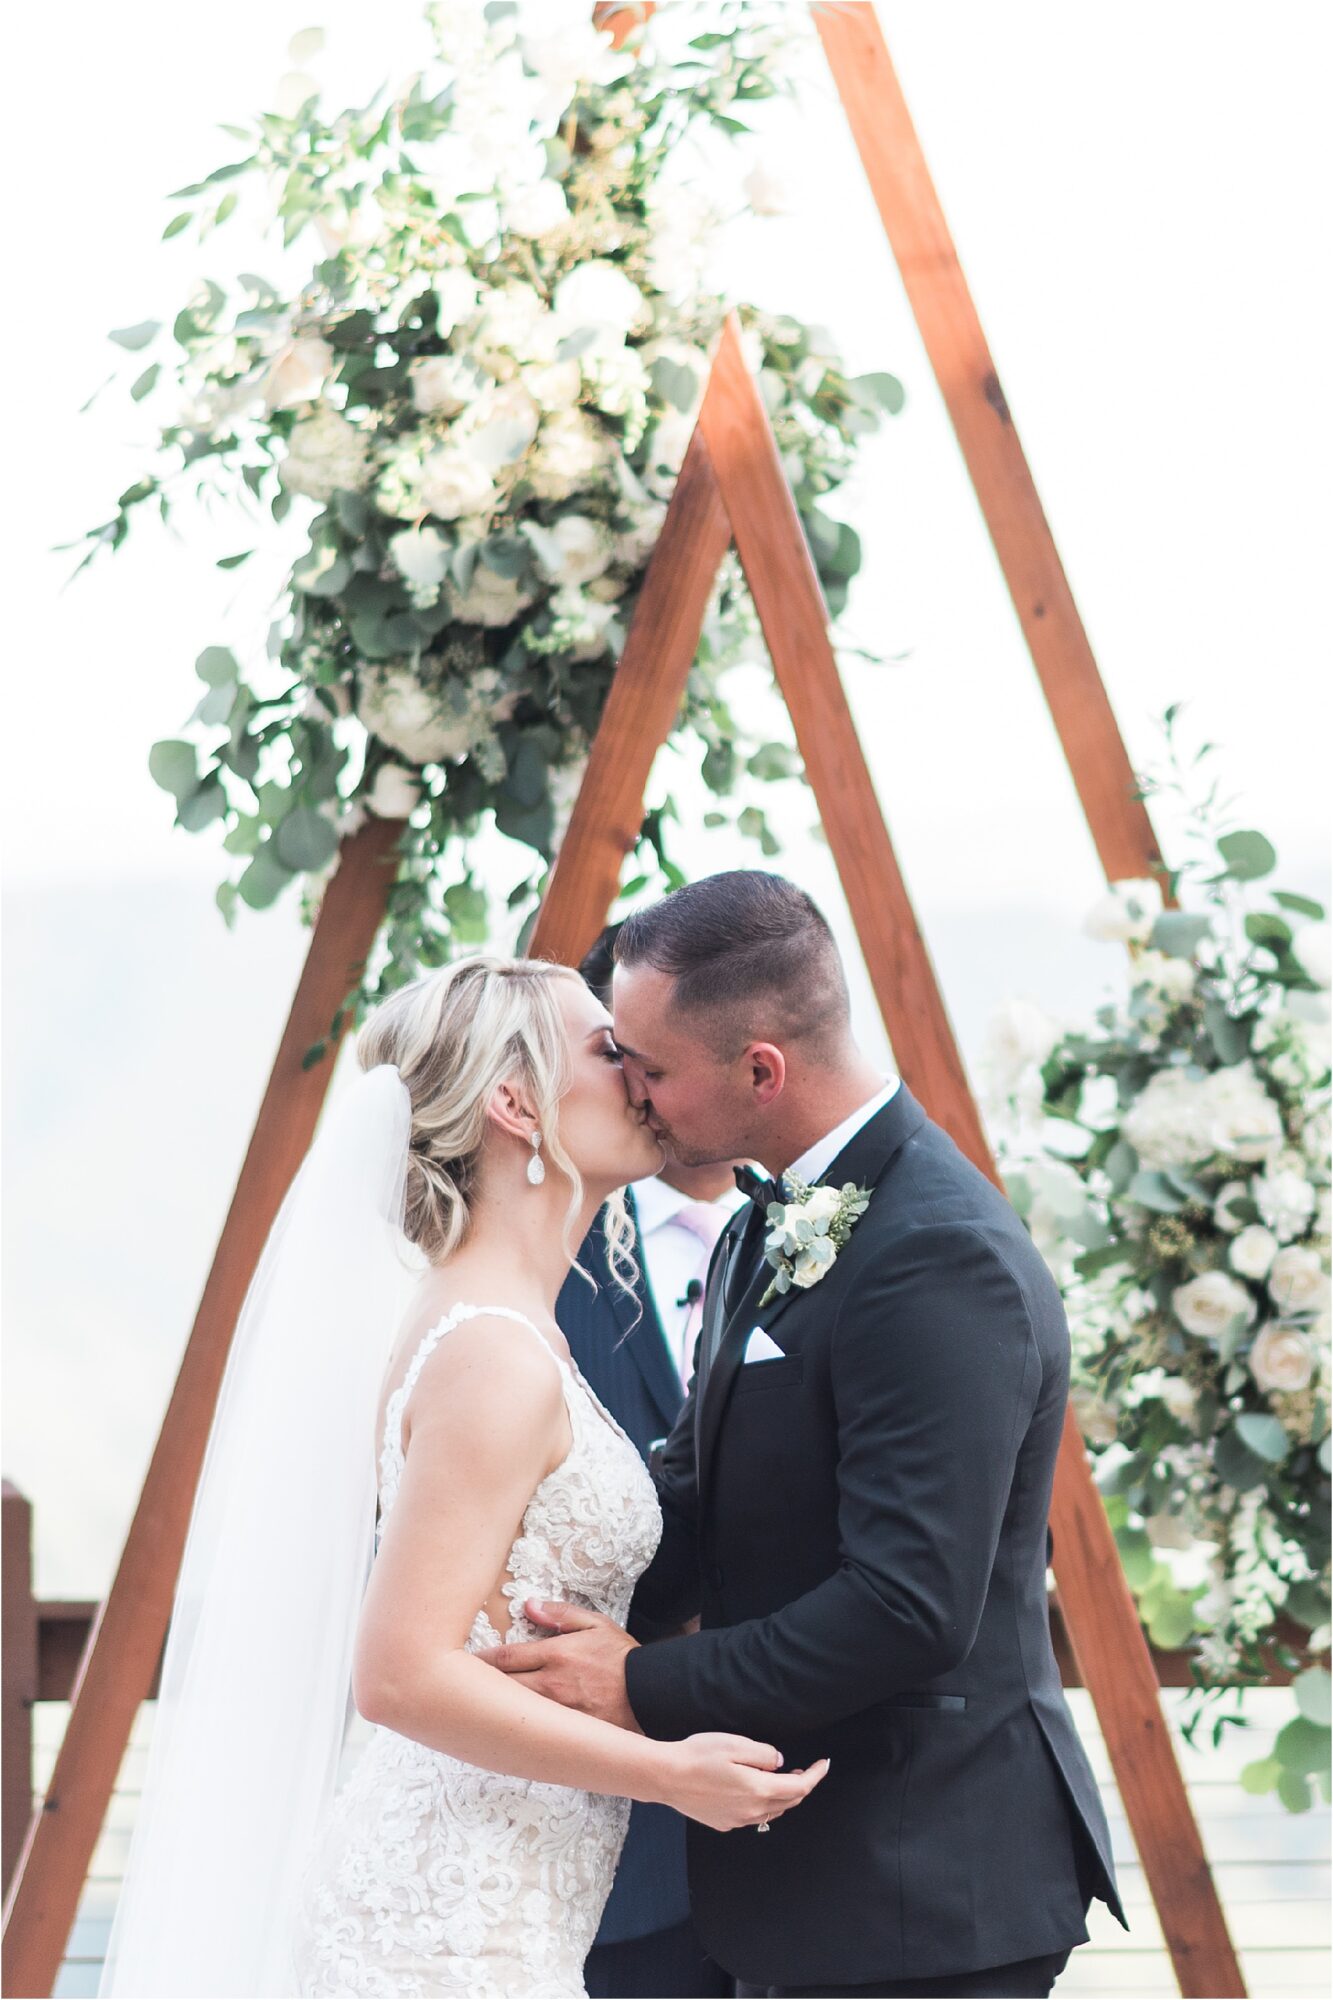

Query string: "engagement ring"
[[757, 1819, 771, 1833]]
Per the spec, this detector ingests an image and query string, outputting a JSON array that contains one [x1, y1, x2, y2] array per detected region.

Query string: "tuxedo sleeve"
[[623, 1222, 1041, 1739]]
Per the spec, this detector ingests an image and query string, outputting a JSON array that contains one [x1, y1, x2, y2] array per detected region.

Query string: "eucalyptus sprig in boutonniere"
[[758, 1173, 873, 1308]]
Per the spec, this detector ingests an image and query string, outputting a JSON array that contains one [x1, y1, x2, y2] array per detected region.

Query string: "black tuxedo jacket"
[[623, 1084, 1126, 1987]]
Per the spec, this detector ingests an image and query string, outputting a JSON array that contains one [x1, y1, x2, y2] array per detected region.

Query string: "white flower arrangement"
[[757, 1174, 872, 1308], [81, 4, 904, 1012], [987, 713, 1331, 1813]]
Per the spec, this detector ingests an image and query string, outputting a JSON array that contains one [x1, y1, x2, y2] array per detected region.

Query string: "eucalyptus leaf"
[[110, 320, 161, 350], [1275, 1716, 1329, 1778], [1294, 1666, 1332, 1728], [237, 844, 293, 909], [1233, 1412, 1289, 1464], [1148, 911, 1212, 959], [1274, 891, 1326, 920], [178, 781, 227, 832], [1217, 829, 1277, 882], [1128, 1169, 1185, 1213], [148, 739, 198, 799], [196, 645, 239, 686], [275, 806, 339, 871]]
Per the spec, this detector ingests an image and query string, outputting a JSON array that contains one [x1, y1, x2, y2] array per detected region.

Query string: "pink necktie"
[[672, 1199, 734, 1377]]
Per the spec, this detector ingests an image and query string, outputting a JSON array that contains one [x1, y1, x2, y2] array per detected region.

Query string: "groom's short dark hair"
[[612, 870, 850, 1058]]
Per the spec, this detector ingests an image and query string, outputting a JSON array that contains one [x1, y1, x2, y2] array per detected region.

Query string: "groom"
[[483, 870, 1125, 1997]]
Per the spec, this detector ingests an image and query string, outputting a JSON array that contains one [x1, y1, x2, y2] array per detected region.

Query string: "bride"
[[99, 953, 827, 1999]]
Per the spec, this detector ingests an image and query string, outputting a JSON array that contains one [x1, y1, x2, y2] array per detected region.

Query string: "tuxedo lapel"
[[696, 1083, 928, 1501]]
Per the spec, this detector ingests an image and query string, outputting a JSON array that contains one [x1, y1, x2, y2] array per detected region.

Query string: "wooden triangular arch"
[[3, 10, 1245, 1997]]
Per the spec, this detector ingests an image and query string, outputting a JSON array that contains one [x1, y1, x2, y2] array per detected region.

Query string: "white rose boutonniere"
[[757, 1173, 872, 1308]]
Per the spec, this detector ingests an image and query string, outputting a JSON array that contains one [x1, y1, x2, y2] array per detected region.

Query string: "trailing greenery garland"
[[983, 711, 1331, 1810], [74, 2, 900, 1041]]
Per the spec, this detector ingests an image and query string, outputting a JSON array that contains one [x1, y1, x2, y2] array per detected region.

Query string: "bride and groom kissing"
[[101, 869, 1124, 2000]]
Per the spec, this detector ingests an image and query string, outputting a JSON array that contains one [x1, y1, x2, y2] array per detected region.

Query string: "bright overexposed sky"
[[3, 0, 1331, 1594]]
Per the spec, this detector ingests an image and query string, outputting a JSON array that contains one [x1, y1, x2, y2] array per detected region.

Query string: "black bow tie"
[[733, 1163, 788, 1211]]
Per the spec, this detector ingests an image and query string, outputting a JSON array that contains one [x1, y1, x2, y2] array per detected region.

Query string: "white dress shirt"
[[767, 1073, 902, 1186], [630, 1172, 749, 1389]]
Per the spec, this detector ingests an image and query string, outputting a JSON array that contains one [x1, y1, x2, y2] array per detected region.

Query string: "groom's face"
[[610, 963, 767, 1167]]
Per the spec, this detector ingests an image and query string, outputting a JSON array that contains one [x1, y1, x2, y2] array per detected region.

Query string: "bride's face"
[[551, 976, 665, 1191]]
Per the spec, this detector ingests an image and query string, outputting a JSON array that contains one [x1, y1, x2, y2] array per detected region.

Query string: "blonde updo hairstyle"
[[355, 953, 639, 1303]]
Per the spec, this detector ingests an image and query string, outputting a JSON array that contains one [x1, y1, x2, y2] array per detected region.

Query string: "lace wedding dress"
[[289, 1303, 664, 1998]]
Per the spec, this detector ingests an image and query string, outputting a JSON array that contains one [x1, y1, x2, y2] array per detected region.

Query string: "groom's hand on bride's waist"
[[476, 1600, 643, 1731]]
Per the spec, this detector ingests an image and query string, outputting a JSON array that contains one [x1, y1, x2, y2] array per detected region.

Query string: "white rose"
[[528, 409, 613, 501], [434, 270, 482, 337], [1213, 1181, 1252, 1233], [409, 354, 481, 416], [278, 405, 372, 501], [1293, 920, 1332, 989], [799, 1184, 845, 1226], [533, 514, 612, 586], [1171, 1270, 1258, 1341], [791, 1235, 838, 1288], [1253, 1166, 1317, 1243], [388, 526, 452, 607], [1248, 1321, 1316, 1394], [355, 668, 473, 765], [449, 561, 539, 629], [1203, 1061, 1284, 1162], [261, 334, 336, 412], [1082, 879, 1164, 945], [743, 159, 794, 216], [1229, 1225, 1279, 1280], [367, 763, 423, 817], [504, 177, 569, 239], [419, 448, 496, 521], [1267, 1245, 1331, 1317], [553, 259, 649, 339]]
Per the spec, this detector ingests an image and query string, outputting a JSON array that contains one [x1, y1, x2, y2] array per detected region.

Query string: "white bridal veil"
[[99, 1062, 426, 1997]]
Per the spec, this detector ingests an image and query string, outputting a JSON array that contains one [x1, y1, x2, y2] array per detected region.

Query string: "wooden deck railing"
[[3, 1476, 1307, 1904]]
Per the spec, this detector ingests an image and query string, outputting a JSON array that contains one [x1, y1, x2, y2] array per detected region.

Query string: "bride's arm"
[[351, 1316, 822, 1830]]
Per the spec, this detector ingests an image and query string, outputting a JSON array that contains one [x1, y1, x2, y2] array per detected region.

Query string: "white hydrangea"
[[419, 447, 496, 521], [475, 281, 559, 373], [355, 667, 475, 764], [520, 357, 583, 411], [527, 409, 613, 501], [640, 407, 695, 498], [434, 269, 482, 337], [388, 526, 452, 607], [278, 405, 373, 501], [614, 500, 666, 569], [582, 344, 651, 423], [1253, 1166, 1317, 1242], [543, 584, 616, 659], [1204, 1061, 1285, 1162], [1121, 1069, 1212, 1168], [1171, 1269, 1257, 1341]]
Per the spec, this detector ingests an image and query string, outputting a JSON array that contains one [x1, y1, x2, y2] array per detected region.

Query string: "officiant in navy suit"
[[557, 924, 746, 2000]]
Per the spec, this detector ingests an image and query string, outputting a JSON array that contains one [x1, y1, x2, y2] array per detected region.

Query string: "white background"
[[3, 0, 1329, 1595]]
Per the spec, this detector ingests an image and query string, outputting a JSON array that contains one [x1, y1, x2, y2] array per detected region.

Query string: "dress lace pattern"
[[289, 1303, 663, 1998]]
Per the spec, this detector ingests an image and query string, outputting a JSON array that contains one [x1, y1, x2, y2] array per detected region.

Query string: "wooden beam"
[[701, 314, 991, 1166], [813, 2, 1170, 897], [529, 421, 731, 968], [1, 816, 405, 1999], [1, 1484, 36, 1903], [699, 308, 1242, 1999]]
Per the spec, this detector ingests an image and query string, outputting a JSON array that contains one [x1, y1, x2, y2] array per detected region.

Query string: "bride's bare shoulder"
[[396, 1307, 566, 1456]]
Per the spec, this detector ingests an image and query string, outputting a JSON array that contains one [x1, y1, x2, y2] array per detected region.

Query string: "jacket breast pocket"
[[732, 1355, 804, 1393]]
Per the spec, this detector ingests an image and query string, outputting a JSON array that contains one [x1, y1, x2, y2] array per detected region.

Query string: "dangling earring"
[[527, 1130, 546, 1185]]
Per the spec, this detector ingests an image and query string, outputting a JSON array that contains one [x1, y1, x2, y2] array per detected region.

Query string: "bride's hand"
[[658, 1732, 830, 1832]]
